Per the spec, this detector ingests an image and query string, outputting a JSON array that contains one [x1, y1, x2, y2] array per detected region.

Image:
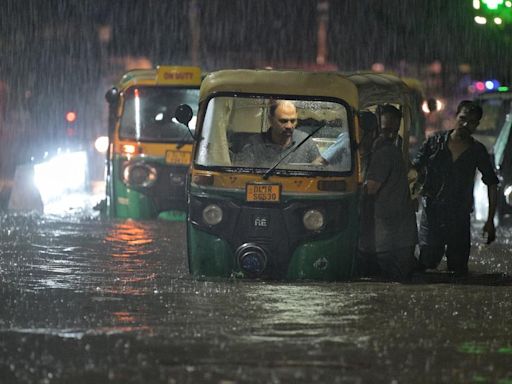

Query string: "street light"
[[473, 0, 512, 25]]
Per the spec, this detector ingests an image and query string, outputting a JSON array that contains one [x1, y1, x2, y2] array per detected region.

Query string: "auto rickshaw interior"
[[119, 86, 199, 142], [195, 94, 354, 174]]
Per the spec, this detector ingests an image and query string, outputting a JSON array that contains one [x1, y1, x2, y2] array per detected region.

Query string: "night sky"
[[0, 0, 510, 111]]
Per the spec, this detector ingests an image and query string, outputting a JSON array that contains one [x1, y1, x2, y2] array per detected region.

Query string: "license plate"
[[246, 183, 281, 202], [165, 150, 191, 165]]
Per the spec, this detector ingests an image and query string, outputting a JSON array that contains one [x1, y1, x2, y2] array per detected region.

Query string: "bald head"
[[269, 100, 298, 147]]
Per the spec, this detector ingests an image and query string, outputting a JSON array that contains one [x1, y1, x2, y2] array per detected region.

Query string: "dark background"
[[1, 0, 509, 84], [0, 0, 510, 174]]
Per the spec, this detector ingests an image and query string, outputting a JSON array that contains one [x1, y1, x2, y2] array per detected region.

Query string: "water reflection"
[[105, 221, 154, 251], [1, 211, 512, 382], [243, 284, 369, 342]]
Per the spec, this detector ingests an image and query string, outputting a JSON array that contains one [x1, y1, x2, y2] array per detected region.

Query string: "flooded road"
[[1, 211, 512, 383]]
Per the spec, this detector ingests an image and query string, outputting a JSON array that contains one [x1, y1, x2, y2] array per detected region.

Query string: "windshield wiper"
[[262, 124, 325, 180]]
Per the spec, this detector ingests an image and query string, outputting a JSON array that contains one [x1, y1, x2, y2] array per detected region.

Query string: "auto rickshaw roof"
[[199, 69, 359, 107], [344, 72, 415, 109]]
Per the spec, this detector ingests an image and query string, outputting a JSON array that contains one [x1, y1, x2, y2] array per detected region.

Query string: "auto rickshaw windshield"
[[120, 86, 199, 142], [196, 95, 352, 174]]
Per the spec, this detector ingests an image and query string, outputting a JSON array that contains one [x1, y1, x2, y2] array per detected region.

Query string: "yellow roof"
[[199, 69, 359, 107], [116, 66, 202, 91]]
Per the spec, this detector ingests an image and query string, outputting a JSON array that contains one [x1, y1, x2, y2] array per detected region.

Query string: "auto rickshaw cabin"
[[181, 69, 414, 281]]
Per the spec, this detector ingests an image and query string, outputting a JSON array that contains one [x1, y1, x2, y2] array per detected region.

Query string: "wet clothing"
[[412, 130, 499, 273], [358, 136, 418, 280], [236, 128, 320, 166]]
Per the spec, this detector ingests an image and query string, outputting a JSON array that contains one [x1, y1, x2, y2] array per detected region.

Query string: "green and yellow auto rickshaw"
[[104, 66, 201, 220], [176, 69, 413, 280]]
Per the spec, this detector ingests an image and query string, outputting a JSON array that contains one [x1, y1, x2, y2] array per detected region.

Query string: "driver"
[[235, 100, 320, 165]]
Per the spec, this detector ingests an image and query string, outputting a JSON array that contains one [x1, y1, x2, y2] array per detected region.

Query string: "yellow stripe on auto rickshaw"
[[191, 170, 359, 193], [155, 66, 202, 86], [113, 140, 193, 160], [118, 66, 202, 91]]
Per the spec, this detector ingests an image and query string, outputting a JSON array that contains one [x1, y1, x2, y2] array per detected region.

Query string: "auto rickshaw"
[[474, 90, 512, 151], [176, 69, 413, 281], [104, 66, 201, 220], [491, 112, 512, 221], [471, 91, 512, 223]]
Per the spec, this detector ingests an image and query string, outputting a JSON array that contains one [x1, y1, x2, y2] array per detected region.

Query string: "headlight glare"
[[123, 163, 157, 187]]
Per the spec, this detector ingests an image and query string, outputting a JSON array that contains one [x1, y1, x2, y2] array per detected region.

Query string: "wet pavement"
[[1, 210, 512, 383]]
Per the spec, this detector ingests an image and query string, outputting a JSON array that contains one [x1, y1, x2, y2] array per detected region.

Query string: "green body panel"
[[287, 193, 359, 281], [188, 186, 360, 281], [110, 154, 157, 219], [158, 210, 186, 221], [188, 226, 235, 277], [108, 155, 186, 220], [286, 231, 357, 281], [112, 179, 157, 218]]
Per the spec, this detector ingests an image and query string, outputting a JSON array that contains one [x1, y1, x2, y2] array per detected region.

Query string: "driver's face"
[[271, 102, 298, 140]]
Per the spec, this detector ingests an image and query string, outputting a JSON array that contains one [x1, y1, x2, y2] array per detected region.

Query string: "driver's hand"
[[407, 168, 418, 184]]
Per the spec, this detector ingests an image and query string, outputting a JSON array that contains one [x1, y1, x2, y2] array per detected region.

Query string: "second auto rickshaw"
[[104, 65, 201, 219]]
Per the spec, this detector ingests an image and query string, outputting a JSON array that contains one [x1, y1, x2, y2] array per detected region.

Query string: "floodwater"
[[1, 208, 512, 383]]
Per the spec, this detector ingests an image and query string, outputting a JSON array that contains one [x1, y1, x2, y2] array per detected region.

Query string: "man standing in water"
[[412, 100, 499, 275], [358, 105, 418, 281]]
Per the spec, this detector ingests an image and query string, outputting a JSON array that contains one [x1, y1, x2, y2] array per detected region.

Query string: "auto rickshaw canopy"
[[345, 72, 415, 109], [199, 69, 359, 108]]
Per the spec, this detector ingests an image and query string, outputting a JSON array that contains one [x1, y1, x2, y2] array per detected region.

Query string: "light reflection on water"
[[241, 284, 371, 343]]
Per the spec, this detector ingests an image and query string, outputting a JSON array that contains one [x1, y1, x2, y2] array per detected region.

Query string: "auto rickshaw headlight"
[[202, 204, 223, 225], [123, 163, 157, 187], [303, 209, 325, 231]]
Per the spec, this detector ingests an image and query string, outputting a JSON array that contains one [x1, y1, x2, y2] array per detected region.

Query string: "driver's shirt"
[[235, 128, 320, 166]]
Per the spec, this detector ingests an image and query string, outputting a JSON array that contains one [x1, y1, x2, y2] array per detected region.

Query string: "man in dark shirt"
[[358, 105, 418, 281], [236, 100, 320, 166], [412, 100, 499, 274]]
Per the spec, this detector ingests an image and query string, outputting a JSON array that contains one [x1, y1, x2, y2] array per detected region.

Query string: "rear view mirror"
[[105, 87, 119, 105], [174, 104, 193, 127], [174, 104, 195, 140]]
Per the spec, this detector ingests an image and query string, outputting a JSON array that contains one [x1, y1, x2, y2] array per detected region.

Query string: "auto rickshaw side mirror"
[[175, 104, 193, 125], [105, 87, 119, 105], [174, 104, 195, 138]]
